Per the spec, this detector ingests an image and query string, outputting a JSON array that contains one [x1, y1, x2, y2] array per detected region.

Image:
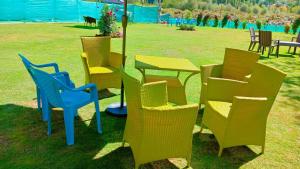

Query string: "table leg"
[[177, 71, 180, 78], [136, 68, 146, 82], [184, 72, 199, 88], [276, 45, 280, 58]]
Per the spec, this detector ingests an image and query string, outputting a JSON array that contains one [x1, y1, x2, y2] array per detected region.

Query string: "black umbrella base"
[[105, 102, 127, 117]]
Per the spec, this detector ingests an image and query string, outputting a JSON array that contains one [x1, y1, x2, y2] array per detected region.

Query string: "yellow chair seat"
[[89, 66, 118, 74], [207, 101, 232, 118]]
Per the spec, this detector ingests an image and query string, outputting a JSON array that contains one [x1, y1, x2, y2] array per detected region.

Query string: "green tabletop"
[[135, 55, 200, 73]]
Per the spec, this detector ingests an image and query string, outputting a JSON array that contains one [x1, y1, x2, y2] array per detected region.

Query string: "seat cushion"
[[222, 48, 259, 81], [61, 91, 91, 107], [207, 101, 232, 118], [89, 66, 118, 74], [278, 41, 300, 47]]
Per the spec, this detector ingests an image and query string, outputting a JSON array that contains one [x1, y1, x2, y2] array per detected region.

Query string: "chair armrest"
[[109, 52, 125, 68], [52, 72, 75, 88], [141, 81, 168, 107], [141, 104, 198, 140], [207, 77, 248, 102], [200, 64, 223, 83], [73, 83, 98, 100], [33, 62, 59, 73], [81, 52, 90, 75], [224, 96, 269, 140], [291, 37, 296, 42]]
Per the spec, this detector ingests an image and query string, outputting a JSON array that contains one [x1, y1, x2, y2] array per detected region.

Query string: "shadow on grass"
[[0, 103, 262, 169], [64, 25, 98, 30]]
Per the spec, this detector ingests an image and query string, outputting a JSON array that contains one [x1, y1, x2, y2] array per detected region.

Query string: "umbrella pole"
[[106, 0, 128, 117], [120, 0, 127, 108]]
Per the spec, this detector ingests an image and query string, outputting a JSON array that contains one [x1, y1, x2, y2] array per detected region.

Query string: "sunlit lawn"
[[0, 23, 299, 168]]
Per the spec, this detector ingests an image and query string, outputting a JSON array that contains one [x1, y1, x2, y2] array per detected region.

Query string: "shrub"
[[221, 14, 230, 28], [284, 24, 290, 34], [196, 13, 203, 26], [260, 7, 267, 15], [234, 18, 239, 29], [240, 4, 248, 13], [256, 20, 262, 30], [252, 6, 260, 15], [203, 14, 210, 26], [98, 5, 117, 36], [213, 15, 218, 27], [242, 21, 247, 29], [292, 18, 300, 34], [179, 24, 195, 31], [184, 10, 193, 20]]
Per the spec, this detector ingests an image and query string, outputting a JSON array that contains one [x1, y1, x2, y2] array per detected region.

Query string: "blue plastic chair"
[[19, 54, 75, 121], [28, 66, 102, 145]]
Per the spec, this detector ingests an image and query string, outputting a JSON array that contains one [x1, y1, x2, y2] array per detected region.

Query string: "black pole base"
[[105, 102, 127, 117]]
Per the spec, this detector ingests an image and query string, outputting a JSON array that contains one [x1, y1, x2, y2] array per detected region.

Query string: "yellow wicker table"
[[135, 55, 200, 105]]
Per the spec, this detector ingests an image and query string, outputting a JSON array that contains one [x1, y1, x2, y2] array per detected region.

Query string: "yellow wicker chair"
[[81, 36, 123, 90], [121, 69, 198, 169], [200, 63, 286, 157], [200, 48, 260, 107]]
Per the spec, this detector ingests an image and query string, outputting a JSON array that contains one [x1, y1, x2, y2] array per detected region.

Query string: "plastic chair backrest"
[[81, 36, 111, 67], [246, 63, 286, 103], [19, 54, 39, 84], [28, 66, 64, 107]]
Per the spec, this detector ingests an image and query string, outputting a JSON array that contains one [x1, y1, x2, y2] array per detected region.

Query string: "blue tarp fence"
[[169, 18, 298, 33], [0, 0, 159, 23]]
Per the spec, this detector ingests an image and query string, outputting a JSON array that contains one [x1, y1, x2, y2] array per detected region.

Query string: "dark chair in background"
[[258, 31, 275, 58]]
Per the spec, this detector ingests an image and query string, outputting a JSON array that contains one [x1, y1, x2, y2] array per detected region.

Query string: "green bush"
[[234, 19, 239, 29], [196, 13, 203, 26], [256, 20, 262, 30], [292, 18, 300, 34], [179, 24, 195, 31], [213, 15, 219, 27], [284, 24, 290, 34], [242, 21, 247, 29], [240, 4, 248, 13], [222, 15, 230, 28], [260, 7, 267, 15], [252, 6, 260, 15], [203, 14, 210, 26]]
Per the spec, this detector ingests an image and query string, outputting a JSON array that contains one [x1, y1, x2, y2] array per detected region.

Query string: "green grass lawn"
[[0, 23, 299, 169]]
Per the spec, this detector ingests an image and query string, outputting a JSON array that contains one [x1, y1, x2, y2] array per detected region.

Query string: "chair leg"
[[257, 44, 261, 52], [261, 144, 265, 154], [293, 47, 297, 55], [64, 108, 75, 145], [252, 42, 257, 51], [41, 94, 49, 121], [186, 153, 192, 168], [262, 47, 265, 55], [121, 140, 125, 147], [268, 46, 271, 58], [135, 163, 140, 169], [248, 42, 253, 51], [94, 100, 102, 134], [288, 46, 292, 53], [37, 87, 41, 111], [218, 147, 223, 157], [47, 108, 52, 136]]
